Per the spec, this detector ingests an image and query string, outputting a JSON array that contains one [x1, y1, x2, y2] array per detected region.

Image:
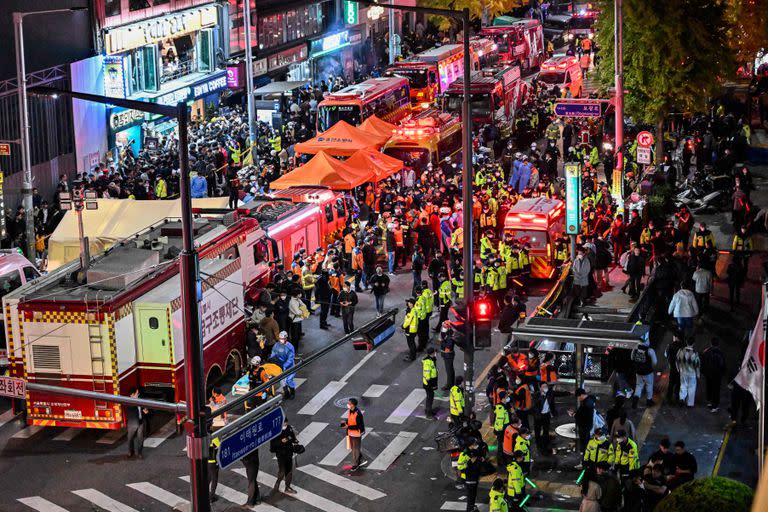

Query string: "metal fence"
[[0, 65, 74, 177]]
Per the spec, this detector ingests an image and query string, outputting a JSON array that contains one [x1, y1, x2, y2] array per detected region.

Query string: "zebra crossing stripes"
[[298, 380, 346, 415], [296, 421, 328, 447], [238, 469, 358, 512], [143, 418, 177, 448], [180, 476, 283, 511], [368, 431, 417, 471], [384, 388, 425, 424], [362, 384, 388, 397], [17, 497, 69, 512], [319, 429, 373, 467], [52, 428, 80, 442], [441, 501, 489, 511], [297, 464, 386, 500], [12, 425, 44, 439], [96, 429, 125, 445], [71, 489, 138, 512], [126, 482, 189, 508], [0, 409, 18, 428]]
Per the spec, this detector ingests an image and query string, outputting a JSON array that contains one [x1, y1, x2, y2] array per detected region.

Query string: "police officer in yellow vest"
[[490, 477, 509, 512], [422, 347, 438, 419], [301, 270, 316, 310], [451, 226, 464, 250], [402, 298, 419, 361], [608, 429, 639, 480], [583, 428, 610, 471], [493, 395, 511, 467], [480, 231, 496, 261], [437, 273, 453, 329], [269, 133, 281, 153], [514, 427, 532, 475], [449, 375, 465, 425], [208, 434, 221, 500], [506, 450, 526, 509], [452, 269, 465, 301], [554, 237, 569, 269], [732, 226, 753, 255]]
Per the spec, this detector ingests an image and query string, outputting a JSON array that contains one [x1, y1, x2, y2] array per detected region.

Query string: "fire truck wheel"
[[205, 365, 223, 398], [225, 350, 243, 381]]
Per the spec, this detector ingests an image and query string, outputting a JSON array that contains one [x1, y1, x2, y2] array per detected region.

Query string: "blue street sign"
[[216, 406, 284, 469], [554, 102, 601, 118], [565, 162, 582, 235]]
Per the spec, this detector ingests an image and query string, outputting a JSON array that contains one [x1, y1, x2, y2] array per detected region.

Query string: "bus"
[[317, 77, 411, 132], [385, 44, 468, 110], [383, 109, 462, 169]]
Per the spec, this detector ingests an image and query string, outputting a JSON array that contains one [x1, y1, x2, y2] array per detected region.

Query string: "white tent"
[[47, 198, 228, 270]]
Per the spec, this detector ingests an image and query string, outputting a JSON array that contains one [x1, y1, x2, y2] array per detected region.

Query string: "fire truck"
[[385, 44, 471, 110], [503, 197, 565, 279], [480, 19, 545, 71], [469, 37, 500, 68], [3, 194, 344, 430], [443, 66, 527, 137], [382, 109, 462, 168]]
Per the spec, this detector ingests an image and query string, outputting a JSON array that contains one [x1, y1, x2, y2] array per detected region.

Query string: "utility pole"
[[242, 0, 257, 149], [613, 0, 624, 205], [388, 0, 398, 64]]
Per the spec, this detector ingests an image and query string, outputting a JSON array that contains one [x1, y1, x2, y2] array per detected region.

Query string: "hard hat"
[[250, 356, 261, 365], [279, 331, 288, 339]]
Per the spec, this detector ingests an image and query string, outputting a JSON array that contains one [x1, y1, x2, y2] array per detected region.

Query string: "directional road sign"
[[554, 102, 601, 118], [0, 143, 10, 156], [636, 131, 654, 147], [216, 406, 284, 469]]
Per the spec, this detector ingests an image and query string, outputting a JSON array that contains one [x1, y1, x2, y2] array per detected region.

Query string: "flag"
[[734, 296, 766, 409]]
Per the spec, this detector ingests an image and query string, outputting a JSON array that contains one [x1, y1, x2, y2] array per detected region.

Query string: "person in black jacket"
[[126, 388, 149, 459], [624, 245, 645, 299], [241, 449, 261, 506], [533, 381, 556, 454], [368, 266, 390, 315], [338, 281, 359, 334], [498, 295, 526, 344], [574, 388, 595, 453], [269, 418, 298, 495], [314, 270, 332, 329], [361, 238, 377, 288], [273, 290, 290, 332]]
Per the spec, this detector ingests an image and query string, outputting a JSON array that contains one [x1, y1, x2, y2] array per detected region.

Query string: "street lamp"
[[352, 0, 476, 409], [13, 7, 86, 260]]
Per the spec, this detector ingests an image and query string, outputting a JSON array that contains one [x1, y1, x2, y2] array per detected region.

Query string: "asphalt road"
[[0, 269, 550, 512]]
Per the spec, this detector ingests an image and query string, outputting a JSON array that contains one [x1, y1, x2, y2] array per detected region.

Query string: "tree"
[[593, 0, 734, 158], [725, 0, 768, 69], [655, 477, 754, 512], [416, 0, 524, 31]]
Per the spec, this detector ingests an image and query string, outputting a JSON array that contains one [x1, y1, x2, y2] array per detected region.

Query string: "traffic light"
[[473, 298, 493, 348]]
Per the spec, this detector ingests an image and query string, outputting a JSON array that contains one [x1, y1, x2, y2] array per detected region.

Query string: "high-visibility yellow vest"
[[422, 357, 437, 386], [489, 488, 509, 512], [514, 436, 531, 463], [457, 450, 470, 479], [497, 266, 508, 289], [450, 385, 465, 416], [452, 277, 464, 299], [583, 437, 610, 464], [301, 273, 316, 290], [403, 309, 419, 333], [493, 404, 510, 432], [506, 461, 524, 495], [733, 235, 753, 251], [607, 439, 639, 469], [439, 280, 452, 304], [208, 437, 220, 464]]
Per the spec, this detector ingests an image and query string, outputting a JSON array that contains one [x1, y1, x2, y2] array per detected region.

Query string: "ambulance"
[[265, 187, 349, 250], [503, 197, 565, 279], [382, 109, 462, 168], [537, 55, 583, 98]]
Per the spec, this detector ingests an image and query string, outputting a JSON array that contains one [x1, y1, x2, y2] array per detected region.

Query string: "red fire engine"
[[503, 197, 565, 279], [480, 19, 545, 71], [3, 193, 344, 430]]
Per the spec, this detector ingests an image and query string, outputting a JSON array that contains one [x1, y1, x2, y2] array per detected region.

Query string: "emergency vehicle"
[[444, 66, 527, 137], [537, 55, 583, 98], [317, 77, 411, 132], [382, 109, 462, 169], [480, 19, 545, 71], [569, 6, 598, 40], [469, 37, 501, 69], [266, 187, 349, 249], [503, 197, 565, 279], [0, 250, 40, 369], [385, 44, 472, 110]]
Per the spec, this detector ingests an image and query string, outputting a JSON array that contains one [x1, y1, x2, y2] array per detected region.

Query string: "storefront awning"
[[253, 81, 310, 96]]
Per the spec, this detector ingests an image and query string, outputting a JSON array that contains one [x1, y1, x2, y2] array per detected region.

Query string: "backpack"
[[632, 346, 653, 375]]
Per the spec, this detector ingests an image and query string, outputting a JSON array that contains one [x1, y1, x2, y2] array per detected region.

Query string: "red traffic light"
[[475, 299, 492, 320]]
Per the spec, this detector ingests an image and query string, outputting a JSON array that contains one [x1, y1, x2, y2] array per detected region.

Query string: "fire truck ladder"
[[85, 294, 107, 408]]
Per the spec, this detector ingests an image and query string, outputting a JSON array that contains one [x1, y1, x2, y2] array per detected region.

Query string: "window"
[[256, 4, 325, 51], [22, 266, 39, 282], [222, 245, 239, 260], [335, 198, 346, 218], [130, 0, 150, 11], [253, 240, 269, 264], [437, 130, 462, 160], [105, 0, 121, 17], [324, 204, 334, 223], [148, 317, 159, 329], [0, 270, 22, 301]]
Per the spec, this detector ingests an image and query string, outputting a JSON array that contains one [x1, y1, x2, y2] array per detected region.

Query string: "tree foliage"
[[416, 0, 525, 30], [655, 477, 754, 512], [725, 0, 768, 67], [593, 0, 734, 131]]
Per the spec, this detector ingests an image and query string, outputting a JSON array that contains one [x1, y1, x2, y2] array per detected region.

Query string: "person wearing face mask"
[[532, 381, 555, 454], [269, 418, 298, 495], [571, 247, 591, 307], [422, 347, 439, 419], [607, 429, 639, 481], [449, 375, 466, 425], [439, 321, 456, 390], [270, 331, 296, 400], [338, 281, 358, 334], [512, 377, 533, 429], [369, 266, 390, 316], [340, 398, 366, 470], [583, 428, 610, 472]]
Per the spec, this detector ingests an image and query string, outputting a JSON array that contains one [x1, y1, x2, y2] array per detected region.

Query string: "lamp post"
[[613, 0, 624, 204], [352, 0, 475, 409], [13, 7, 85, 260], [242, 0, 258, 149]]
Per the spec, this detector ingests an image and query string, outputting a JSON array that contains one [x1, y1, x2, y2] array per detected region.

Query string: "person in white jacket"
[[676, 340, 700, 407], [668, 284, 699, 335]]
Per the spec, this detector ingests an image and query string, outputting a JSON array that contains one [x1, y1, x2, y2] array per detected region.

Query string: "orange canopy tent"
[[294, 120, 387, 157], [359, 115, 396, 140], [346, 148, 404, 181], [270, 151, 373, 190]]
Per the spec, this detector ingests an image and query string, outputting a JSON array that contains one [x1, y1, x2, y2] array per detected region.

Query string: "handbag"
[[292, 443, 306, 454]]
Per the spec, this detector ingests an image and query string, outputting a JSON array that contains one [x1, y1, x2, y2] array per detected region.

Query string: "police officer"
[[402, 298, 419, 362], [208, 429, 221, 502], [608, 429, 639, 481], [493, 395, 511, 467], [583, 428, 610, 471], [514, 427, 532, 475], [450, 375, 466, 425], [422, 347, 438, 418], [440, 321, 456, 390], [489, 477, 509, 512], [436, 272, 453, 330], [506, 450, 526, 510]]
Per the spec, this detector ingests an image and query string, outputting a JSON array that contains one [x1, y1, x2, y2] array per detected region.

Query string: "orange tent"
[[346, 148, 404, 181], [294, 120, 387, 157], [270, 151, 373, 190], [359, 115, 396, 140]]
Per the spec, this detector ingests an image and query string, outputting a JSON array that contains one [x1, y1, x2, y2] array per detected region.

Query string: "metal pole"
[[461, 8, 475, 411], [242, 0, 257, 148], [26, 382, 187, 414], [76, 202, 89, 271], [177, 102, 211, 512], [13, 13, 36, 260], [388, 0, 397, 65], [760, 283, 767, 475], [613, 0, 624, 204]]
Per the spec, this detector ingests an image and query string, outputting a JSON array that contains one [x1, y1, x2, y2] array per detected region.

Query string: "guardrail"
[[626, 274, 656, 323], [534, 262, 572, 318]]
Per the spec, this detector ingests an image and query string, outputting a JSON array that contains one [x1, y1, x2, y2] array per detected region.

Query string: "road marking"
[[236, 469, 357, 512], [441, 501, 489, 511], [362, 384, 388, 398], [319, 429, 373, 466], [52, 428, 80, 442], [144, 418, 176, 448], [127, 482, 189, 507], [72, 489, 138, 512], [180, 477, 281, 511], [17, 497, 69, 512], [339, 350, 376, 383], [0, 409, 19, 428], [96, 429, 125, 445], [712, 424, 734, 476], [12, 425, 44, 439], [368, 431, 418, 471], [297, 464, 386, 500], [298, 380, 345, 415], [297, 421, 328, 447], [384, 388, 425, 424]]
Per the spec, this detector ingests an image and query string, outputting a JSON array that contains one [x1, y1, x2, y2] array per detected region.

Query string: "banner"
[[734, 289, 766, 409]]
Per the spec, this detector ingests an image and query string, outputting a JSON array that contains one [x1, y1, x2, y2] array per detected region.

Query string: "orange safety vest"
[[503, 424, 520, 455], [540, 363, 558, 384], [393, 228, 404, 247], [492, 385, 508, 406], [347, 409, 362, 438], [514, 384, 532, 411], [329, 274, 343, 292], [506, 353, 527, 374], [524, 358, 539, 379], [344, 234, 356, 253], [352, 252, 363, 271]]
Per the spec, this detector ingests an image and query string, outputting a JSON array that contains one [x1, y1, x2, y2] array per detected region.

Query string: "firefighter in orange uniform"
[[513, 377, 533, 429], [539, 352, 559, 391], [502, 415, 523, 466]]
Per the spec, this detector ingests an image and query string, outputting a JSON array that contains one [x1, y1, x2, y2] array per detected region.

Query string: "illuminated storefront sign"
[[153, 73, 227, 106], [103, 56, 127, 98], [310, 31, 350, 57], [104, 4, 218, 54], [110, 108, 145, 131], [268, 45, 308, 72], [565, 162, 582, 235]]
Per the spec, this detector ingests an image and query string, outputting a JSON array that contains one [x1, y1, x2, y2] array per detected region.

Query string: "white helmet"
[[250, 356, 261, 365], [530, 142, 537, 151], [279, 331, 289, 339]]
